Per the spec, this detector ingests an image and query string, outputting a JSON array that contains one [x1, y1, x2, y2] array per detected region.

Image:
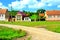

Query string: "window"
[[24, 17, 29, 20], [0, 14, 4, 17], [57, 15, 60, 18], [25, 17, 29, 20], [48, 15, 52, 18], [2, 14, 3, 17]]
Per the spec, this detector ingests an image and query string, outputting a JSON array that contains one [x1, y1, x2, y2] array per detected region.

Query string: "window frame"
[[48, 15, 52, 18]]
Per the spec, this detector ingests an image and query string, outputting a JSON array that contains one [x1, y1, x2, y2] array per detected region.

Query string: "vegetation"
[[37, 9, 46, 21], [0, 26, 26, 40], [30, 14, 38, 21], [8, 10, 18, 16], [37, 9, 46, 13], [0, 21, 60, 33], [27, 36, 32, 40]]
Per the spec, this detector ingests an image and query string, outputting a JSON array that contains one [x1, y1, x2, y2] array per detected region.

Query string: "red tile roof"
[[17, 11, 26, 16], [46, 10, 60, 15], [0, 9, 7, 14]]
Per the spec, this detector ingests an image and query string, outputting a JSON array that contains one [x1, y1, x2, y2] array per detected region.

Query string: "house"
[[16, 11, 24, 21], [24, 17, 31, 21], [16, 11, 31, 21], [0, 8, 8, 21], [45, 10, 60, 21]]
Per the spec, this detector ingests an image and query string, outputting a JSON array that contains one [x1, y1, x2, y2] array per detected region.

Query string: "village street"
[[0, 24, 60, 40]]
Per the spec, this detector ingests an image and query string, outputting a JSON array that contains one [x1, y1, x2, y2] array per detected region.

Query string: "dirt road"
[[0, 24, 60, 40]]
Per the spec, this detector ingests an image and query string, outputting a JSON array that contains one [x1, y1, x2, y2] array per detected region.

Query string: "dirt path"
[[0, 24, 60, 40]]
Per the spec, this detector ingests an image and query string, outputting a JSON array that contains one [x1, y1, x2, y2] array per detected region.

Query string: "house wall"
[[5, 11, 9, 21], [16, 15, 22, 21], [24, 17, 31, 21], [45, 14, 60, 21], [0, 14, 5, 20]]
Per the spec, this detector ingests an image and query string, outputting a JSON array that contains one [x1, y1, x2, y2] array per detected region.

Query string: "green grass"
[[0, 21, 60, 33], [0, 26, 26, 40], [27, 36, 32, 40]]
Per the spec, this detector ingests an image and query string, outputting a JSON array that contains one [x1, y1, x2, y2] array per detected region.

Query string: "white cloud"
[[8, 1, 27, 10], [8, 0, 46, 10], [0, 2, 2, 6], [28, 2, 45, 8], [57, 5, 60, 8], [0, 2, 8, 9], [47, 3, 52, 6], [7, 0, 60, 11]]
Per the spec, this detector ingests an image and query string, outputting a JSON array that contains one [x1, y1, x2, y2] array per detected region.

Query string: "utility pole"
[[11, 5, 12, 11]]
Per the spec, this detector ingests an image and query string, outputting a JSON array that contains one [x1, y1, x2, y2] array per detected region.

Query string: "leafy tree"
[[30, 14, 38, 21], [37, 9, 46, 21], [9, 10, 18, 17], [37, 9, 46, 13]]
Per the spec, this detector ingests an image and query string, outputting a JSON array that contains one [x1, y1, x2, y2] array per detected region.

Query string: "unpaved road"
[[0, 24, 60, 40]]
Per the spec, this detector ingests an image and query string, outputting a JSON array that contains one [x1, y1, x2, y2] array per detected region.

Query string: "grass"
[[0, 21, 60, 33], [0, 26, 26, 40], [27, 36, 32, 40]]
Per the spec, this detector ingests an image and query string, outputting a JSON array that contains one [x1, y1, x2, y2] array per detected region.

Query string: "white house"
[[16, 13, 22, 21], [0, 9, 8, 21], [24, 17, 31, 21]]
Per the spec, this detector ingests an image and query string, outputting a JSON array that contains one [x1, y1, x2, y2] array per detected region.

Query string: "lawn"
[[0, 21, 60, 33], [0, 26, 26, 40]]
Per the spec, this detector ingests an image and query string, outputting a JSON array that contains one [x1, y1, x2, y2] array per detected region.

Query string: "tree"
[[37, 9, 46, 13], [30, 14, 38, 21], [9, 10, 18, 17], [37, 9, 46, 21]]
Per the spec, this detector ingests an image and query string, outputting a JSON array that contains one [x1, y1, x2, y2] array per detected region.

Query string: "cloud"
[[0, 2, 2, 6], [47, 3, 52, 6], [57, 5, 60, 8], [3, 0, 60, 11], [8, 0, 60, 9], [28, 2, 45, 8], [0, 2, 8, 9], [8, 0, 46, 11]]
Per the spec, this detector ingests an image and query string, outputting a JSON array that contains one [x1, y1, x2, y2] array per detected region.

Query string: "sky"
[[0, 0, 60, 12]]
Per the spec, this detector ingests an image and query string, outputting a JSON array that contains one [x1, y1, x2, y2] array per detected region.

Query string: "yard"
[[0, 21, 60, 33], [0, 26, 26, 40]]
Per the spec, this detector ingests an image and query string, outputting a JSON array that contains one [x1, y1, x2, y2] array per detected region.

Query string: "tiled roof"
[[46, 10, 60, 15], [17, 11, 26, 16], [0, 9, 7, 14], [17, 11, 29, 17]]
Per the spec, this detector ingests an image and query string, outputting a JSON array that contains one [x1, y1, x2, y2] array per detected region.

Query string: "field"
[[0, 21, 60, 33], [0, 26, 26, 40]]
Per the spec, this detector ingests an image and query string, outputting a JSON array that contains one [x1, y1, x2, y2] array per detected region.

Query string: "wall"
[[0, 14, 5, 20], [45, 14, 60, 21]]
